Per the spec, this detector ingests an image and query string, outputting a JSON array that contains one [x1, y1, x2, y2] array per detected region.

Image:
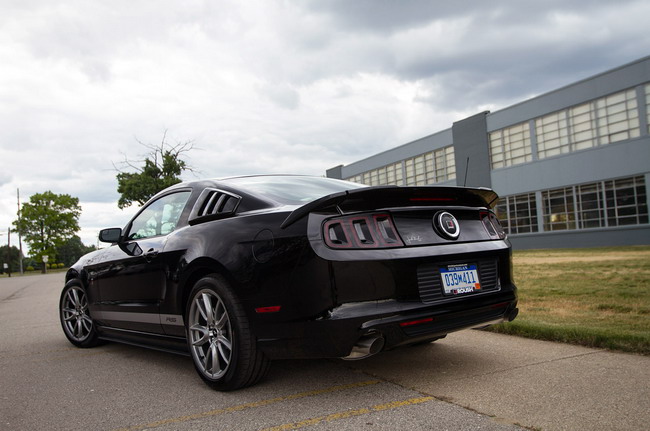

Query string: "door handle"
[[144, 249, 159, 262]]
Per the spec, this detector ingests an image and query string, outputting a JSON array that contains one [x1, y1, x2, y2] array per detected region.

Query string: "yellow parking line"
[[260, 396, 435, 431], [113, 380, 381, 431]]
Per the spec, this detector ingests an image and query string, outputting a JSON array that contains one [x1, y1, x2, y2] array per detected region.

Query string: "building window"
[[347, 174, 362, 184], [347, 146, 456, 187], [567, 101, 599, 151], [345, 161, 403, 186], [385, 162, 400, 184], [536, 111, 572, 159], [535, 86, 636, 159], [403, 146, 456, 186], [435, 145, 456, 182], [576, 182, 605, 229], [489, 122, 532, 169], [405, 154, 426, 186], [541, 175, 647, 231], [596, 89, 640, 145], [542, 187, 576, 231], [605, 176, 649, 226], [495, 193, 538, 234], [535, 88, 641, 160]]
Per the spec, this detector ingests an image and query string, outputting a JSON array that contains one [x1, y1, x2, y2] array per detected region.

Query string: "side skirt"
[[97, 325, 190, 356]]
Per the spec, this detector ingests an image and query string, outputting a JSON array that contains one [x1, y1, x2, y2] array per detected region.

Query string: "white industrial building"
[[326, 56, 650, 249]]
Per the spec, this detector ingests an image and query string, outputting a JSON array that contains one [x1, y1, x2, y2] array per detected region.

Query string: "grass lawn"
[[487, 245, 650, 354]]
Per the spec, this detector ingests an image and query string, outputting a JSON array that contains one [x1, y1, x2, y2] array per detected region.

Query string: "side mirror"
[[99, 228, 122, 243]]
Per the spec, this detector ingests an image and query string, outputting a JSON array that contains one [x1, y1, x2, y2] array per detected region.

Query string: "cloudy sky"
[[1, 0, 649, 251]]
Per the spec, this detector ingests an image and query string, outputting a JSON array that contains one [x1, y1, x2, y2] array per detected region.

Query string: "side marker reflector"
[[255, 306, 282, 313], [399, 317, 434, 327]]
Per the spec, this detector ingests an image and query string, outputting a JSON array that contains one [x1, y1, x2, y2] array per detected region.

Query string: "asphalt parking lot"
[[1, 273, 648, 430]]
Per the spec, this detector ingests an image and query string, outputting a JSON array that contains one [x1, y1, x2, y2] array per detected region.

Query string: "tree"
[[0, 245, 22, 275], [12, 191, 81, 265], [115, 131, 194, 209], [56, 235, 97, 267]]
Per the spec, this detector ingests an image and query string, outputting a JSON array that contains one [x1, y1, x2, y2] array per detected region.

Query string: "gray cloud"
[[258, 82, 302, 110], [291, 0, 649, 106], [0, 173, 10, 187], [1, 0, 648, 249], [300, 0, 625, 34]]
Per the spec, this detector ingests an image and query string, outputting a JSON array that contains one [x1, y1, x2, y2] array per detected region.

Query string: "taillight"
[[480, 211, 506, 239], [323, 213, 404, 249], [489, 212, 506, 238]]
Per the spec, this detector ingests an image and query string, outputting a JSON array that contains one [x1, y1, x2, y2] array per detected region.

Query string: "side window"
[[127, 191, 191, 240]]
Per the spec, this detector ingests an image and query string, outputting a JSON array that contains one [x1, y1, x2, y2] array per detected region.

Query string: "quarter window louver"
[[200, 191, 237, 216], [189, 188, 241, 225]]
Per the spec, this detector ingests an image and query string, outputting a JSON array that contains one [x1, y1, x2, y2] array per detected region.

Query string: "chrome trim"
[[93, 311, 184, 326]]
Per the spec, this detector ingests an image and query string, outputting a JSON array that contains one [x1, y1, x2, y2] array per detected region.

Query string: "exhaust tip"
[[508, 307, 519, 322], [342, 332, 384, 360]]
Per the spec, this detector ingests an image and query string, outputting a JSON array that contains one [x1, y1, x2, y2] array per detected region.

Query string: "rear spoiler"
[[280, 185, 499, 229]]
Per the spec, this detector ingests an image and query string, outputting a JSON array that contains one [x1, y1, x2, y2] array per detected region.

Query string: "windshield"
[[221, 176, 367, 205]]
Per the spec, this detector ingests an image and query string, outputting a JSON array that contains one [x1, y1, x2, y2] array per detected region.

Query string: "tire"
[[186, 274, 270, 391], [59, 280, 101, 348]]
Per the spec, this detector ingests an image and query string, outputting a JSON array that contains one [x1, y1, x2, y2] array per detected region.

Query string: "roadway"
[[1, 273, 648, 430]]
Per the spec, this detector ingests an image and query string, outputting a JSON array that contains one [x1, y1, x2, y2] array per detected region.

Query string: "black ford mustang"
[[60, 175, 518, 390]]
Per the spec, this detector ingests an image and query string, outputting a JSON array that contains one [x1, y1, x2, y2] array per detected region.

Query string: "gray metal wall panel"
[[326, 165, 343, 179], [339, 129, 452, 178], [487, 56, 650, 131], [491, 137, 650, 196], [451, 112, 492, 188], [509, 225, 650, 250]]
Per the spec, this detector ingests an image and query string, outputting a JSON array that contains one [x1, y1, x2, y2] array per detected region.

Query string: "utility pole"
[[0, 230, 5, 276], [6, 227, 10, 277], [17, 188, 24, 274]]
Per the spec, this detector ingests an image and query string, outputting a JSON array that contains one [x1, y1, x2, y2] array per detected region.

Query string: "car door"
[[89, 190, 192, 334]]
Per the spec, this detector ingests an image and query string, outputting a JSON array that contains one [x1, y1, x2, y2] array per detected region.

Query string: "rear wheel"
[[59, 281, 101, 348], [186, 275, 270, 391]]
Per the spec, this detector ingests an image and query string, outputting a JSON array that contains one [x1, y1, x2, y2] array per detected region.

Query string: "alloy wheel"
[[61, 286, 93, 342], [188, 289, 234, 379]]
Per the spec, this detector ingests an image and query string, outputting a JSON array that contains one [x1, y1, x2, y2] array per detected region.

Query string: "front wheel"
[[186, 275, 270, 391], [59, 281, 101, 348]]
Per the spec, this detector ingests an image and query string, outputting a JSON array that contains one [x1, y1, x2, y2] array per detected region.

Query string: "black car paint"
[[65, 176, 517, 362]]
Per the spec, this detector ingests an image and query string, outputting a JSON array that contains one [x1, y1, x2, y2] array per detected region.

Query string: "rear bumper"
[[255, 288, 517, 360]]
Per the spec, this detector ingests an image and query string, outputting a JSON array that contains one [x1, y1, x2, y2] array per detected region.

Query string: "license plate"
[[440, 264, 481, 295]]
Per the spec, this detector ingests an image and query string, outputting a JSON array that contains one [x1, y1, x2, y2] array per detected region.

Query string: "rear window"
[[221, 176, 366, 205]]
